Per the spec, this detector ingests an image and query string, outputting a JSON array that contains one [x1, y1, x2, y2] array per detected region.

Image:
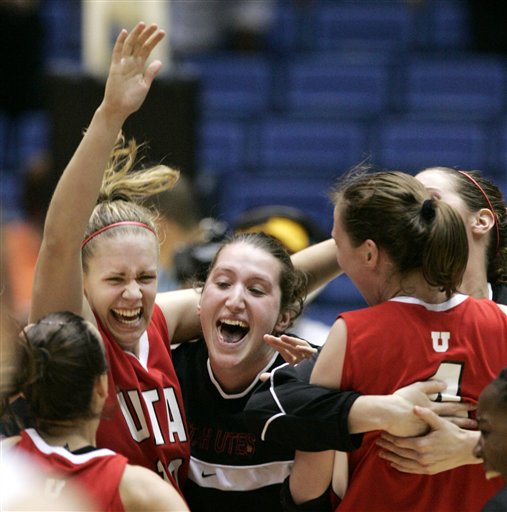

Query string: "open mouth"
[[217, 319, 249, 344], [111, 307, 142, 325]]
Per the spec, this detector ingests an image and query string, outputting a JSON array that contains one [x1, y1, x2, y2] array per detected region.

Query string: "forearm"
[[348, 395, 429, 437], [289, 450, 334, 506], [348, 395, 399, 434], [244, 363, 363, 452], [31, 107, 125, 322], [291, 239, 341, 292]]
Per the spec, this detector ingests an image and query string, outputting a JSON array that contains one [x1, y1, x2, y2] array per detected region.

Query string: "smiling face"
[[83, 232, 159, 353], [198, 241, 290, 390], [474, 381, 507, 481]]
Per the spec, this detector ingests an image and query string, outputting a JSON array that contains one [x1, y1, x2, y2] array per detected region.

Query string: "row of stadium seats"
[[182, 52, 506, 120], [199, 115, 507, 179], [40, 1, 472, 64]]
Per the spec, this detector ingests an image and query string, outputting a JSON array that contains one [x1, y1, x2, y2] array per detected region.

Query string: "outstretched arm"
[[30, 23, 165, 323], [291, 238, 342, 293]]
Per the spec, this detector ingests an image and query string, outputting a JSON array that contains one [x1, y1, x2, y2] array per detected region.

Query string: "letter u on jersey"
[[431, 331, 450, 352]]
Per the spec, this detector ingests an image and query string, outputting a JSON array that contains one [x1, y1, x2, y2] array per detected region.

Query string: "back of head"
[[331, 164, 468, 298], [142, 173, 201, 231], [18, 311, 108, 432], [423, 167, 507, 285]]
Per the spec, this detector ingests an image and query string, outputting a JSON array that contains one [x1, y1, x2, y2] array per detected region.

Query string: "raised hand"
[[264, 333, 317, 365], [102, 22, 165, 123]]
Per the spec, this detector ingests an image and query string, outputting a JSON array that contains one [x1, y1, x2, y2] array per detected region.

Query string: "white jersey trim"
[[389, 293, 469, 312], [207, 352, 279, 400], [260, 364, 289, 441], [24, 429, 116, 463], [126, 330, 149, 371], [188, 455, 292, 491]]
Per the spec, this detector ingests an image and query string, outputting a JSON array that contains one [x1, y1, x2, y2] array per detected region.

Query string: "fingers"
[[383, 459, 429, 475], [279, 334, 310, 347], [378, 432, 420, 450], [277, 335, 317, 353], [417, 379, 447, 395], [413, 406, 445, 430], [114, 22, 165, 65], [445, 417, 478, 429], [139, 26, 166, 61], [259, 372, 271, 382], [376, 437, 435, 474], [125, 23, 165, 59], [111, 28, 129, 65], [430, 400, 475, 417], [122, 22, 147, 57], [144, 60, 163, 87], [377, 451, 422, 473], [133, 23, 159, 53], [264, 333, 317, 365], [376, 441, 426, 474]]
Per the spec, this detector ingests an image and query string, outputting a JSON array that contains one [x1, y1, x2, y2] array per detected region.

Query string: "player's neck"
[[38, 419, 98, 452], [394, 272, 450, 304], [460, 252, 489, 299]]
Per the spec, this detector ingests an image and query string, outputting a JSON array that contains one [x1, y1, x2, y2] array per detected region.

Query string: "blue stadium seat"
[[422, 0, 472, 50], [494, 119, 507, 180], [398, 55, 507, 119], [0, 111, 49, 174], [183, 55, 273, 117], [374, 116, 489, 172], [41, 0, 82, 64], [0, 172, 21, 220], [265, 1, 308, 53], [311, 1, 416, 53], [497, 179, 507, 200], [249, 116, 369, 175], [278, 52, 392, 117], [216, 173, 334, 235], [17, 111, 51, 170], [198, 117, 248, 173]]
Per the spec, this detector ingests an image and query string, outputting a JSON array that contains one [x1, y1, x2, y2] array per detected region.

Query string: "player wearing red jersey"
[[4, 311, 188, 511], [286, 166, 507, 512]]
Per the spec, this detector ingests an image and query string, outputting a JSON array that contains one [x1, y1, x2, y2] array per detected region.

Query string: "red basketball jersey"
[[17, 428, 126, 511], [96, 304, 190, 490], [338, 295, 507, 512]]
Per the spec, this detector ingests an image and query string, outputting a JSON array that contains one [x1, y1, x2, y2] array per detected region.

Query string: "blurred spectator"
[[143, 174, 205, 292], [2, 154, 54, 323], [81, 0, 170, 76], [169, 0, 275, 56], [81, 0, 276, 76]]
